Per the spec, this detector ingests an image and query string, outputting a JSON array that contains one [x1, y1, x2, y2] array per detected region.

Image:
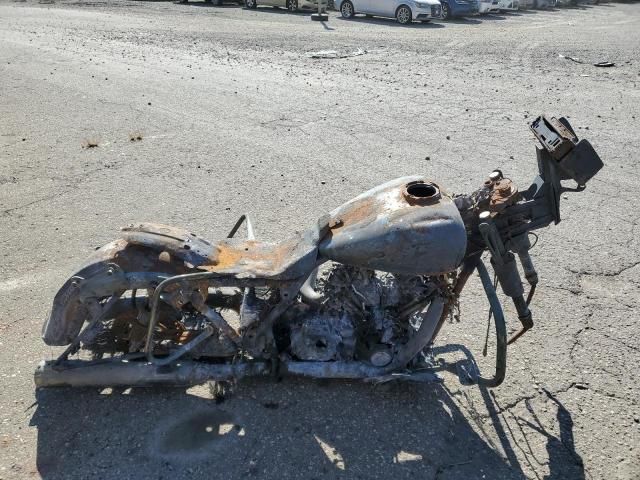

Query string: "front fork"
[[478, 211, 537, 344], [432, 208, 540, 387], [431, 254, 507, 387]]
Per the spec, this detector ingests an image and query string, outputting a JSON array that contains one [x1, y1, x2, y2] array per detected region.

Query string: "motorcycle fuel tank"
[[319, 176, 466, 276]]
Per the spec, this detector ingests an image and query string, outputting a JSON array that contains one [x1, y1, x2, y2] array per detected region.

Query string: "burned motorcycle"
[[35, 115, 603, 389]]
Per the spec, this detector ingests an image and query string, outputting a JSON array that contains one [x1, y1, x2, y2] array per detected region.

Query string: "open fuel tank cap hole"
[[404, 181, 440, 205]]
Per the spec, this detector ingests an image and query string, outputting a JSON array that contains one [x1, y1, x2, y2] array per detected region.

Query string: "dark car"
[[439, 0, 478, 18]]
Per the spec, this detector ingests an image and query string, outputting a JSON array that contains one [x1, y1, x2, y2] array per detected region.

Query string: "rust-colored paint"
[[211, 242, 250, 269], [330, 196, 378, 230], [198, 241, 294, 273], [489, 179, 519, 212]]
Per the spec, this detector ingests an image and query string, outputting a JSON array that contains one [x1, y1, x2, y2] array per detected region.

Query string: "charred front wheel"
[[245, 0, 257, 8], [396, 4, 412, 24], [286, 0, 298, 11], [340, 0, 355, 17], [441, 2, 451, 18]]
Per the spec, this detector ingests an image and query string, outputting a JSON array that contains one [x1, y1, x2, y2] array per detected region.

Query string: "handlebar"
[[456, 114, 604, 345]]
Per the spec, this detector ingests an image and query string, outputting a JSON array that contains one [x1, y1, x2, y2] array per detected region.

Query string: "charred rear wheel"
[[44, 246, 255, 362], [245, 0, 257, 8], [286, 0, 298, 11]]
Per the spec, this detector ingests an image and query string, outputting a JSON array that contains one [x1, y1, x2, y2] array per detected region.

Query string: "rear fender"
[[122, 222, 321, 280], [120, 223, 217, 268], [43, 222, 321, 346], [42, 238, 191, 346]]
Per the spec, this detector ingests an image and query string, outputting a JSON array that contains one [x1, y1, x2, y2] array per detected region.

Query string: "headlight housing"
[[415, 1, 429, 7]]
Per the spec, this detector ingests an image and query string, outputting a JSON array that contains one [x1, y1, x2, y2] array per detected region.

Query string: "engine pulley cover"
[[289, 312, 355, 362]]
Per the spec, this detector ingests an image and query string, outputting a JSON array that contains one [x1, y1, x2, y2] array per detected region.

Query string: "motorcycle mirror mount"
[[531, 115, 604, 187]]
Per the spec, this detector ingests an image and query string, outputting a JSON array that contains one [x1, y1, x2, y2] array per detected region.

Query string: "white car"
[[336, 0, 442, 24], [478, 0, 500, 13], [497, 0, 519, 10]]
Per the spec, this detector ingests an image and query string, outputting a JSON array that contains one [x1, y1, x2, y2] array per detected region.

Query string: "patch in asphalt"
[[149, 409, 245, 461]]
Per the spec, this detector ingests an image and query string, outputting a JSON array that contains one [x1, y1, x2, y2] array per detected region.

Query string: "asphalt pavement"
[[0, 1, 639, 478]]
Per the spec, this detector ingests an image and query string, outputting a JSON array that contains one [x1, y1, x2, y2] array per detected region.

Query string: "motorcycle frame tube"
[[144, 271, 227, 362], [142, 271, 303, 363]]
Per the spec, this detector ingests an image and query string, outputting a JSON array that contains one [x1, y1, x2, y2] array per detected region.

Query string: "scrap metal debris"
[[559, 54, 615, 67], [559, 54, 584, 64], [307, 48, 367, 59]]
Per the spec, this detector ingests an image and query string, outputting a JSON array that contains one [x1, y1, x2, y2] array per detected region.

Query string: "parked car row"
[[334, 0, 598, 23], [191, 0, 602, 25]]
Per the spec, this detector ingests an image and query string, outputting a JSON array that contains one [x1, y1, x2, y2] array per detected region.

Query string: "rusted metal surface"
[[327, 196, 377, 230], [201, 238, 315, 280], [121, 223, 215, 267], [122, 222, 319, 280], [488, 178, 520, 213], [319, 176, 467, 276]]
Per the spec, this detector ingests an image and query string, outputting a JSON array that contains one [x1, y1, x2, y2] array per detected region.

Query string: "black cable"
[[482, 273, 499, 357], [525, 283, 537, 306]]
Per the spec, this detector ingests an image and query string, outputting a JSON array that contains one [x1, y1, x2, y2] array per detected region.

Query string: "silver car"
[[336, 0, 442, 24]]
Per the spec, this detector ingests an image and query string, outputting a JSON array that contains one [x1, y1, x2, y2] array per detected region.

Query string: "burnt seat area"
[[121, 221, 323, 280]]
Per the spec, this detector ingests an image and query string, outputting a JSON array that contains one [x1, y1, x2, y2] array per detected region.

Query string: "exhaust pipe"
[[35, 359, 271, 388], [36, 358, 443, 388], [35, 298, 446, 388]]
